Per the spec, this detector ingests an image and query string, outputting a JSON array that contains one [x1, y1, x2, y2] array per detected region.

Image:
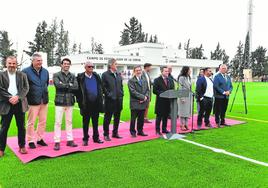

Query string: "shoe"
[[0, 150, 4, 157], [221, 123, 230, 127], [131, 133, 137, 138], [19, 147, 27, 154], [104, 136, 111, 141], [54, 143, 60, 151], [112, 134, 123, 139], [216, 123, 223, 128], [162, 130, 170, 134], [156, 131, 162, 136], [37, 139, 48, 146], [137, 132, 148, 136], [205, 123, 212, 128], [83, 140, 88, 146], [28, 142, 36, 149], [66, 141, 78, 147], [144, 119, 152, 123], [93, 139, 104, 144]]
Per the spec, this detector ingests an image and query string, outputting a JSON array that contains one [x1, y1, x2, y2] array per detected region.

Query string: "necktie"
[[164, 77, 168, 86], [138, 77, 142, 86]]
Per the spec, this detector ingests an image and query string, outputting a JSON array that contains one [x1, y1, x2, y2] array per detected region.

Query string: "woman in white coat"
[[177, 66, 192, 131]]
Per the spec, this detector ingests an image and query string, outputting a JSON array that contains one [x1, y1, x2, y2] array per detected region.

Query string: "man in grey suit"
[[142, 63, 153, 123], [128, 65, 149, 137], [0, 56, 29, 157]]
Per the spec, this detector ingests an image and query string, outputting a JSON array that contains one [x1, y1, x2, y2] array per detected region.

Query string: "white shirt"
[[204, 76, 214, 98], [8, 71, 18, 96]]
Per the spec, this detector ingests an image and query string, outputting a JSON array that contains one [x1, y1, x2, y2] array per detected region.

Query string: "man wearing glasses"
[[76, 62, 104, 146]]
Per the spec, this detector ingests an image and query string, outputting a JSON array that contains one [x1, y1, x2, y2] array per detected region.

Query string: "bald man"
[[213, 64, 233, 127]]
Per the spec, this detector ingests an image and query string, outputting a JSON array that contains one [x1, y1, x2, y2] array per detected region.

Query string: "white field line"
[[48, 102, 126, 123], [179, 138, 268, 167], [226, 115, 268, 124]]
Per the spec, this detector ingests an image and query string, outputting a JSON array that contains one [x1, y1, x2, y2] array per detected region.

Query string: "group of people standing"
[[0, 52, 232, 158]]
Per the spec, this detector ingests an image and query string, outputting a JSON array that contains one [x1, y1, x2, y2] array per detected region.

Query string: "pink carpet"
[[7, 115, 244, 163]]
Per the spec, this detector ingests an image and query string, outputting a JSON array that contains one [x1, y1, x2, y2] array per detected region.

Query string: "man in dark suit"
[[0, 56, 29, 157], [128, 65, 149, 137], [142, 63, 152, 123], [101, 58, 124, 141], [76, 62, 104, 146], [213, 64, 233, 127], [153, 66, 175, 135], [196, 67, 214, 129]]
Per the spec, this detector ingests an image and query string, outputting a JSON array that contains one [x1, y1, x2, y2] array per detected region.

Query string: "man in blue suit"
[[196, 67, 214, 129], [213, 64, 233, 127]]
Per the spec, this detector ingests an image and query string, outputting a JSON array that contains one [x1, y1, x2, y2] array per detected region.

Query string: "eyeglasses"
[[86, 66, 94, 68]]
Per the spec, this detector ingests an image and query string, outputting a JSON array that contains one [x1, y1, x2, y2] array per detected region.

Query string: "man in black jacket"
[[101, 58, 124, 141], [153, 66, 175, 135], [76, 62, 104, 146], [53, 58, 78, 151]]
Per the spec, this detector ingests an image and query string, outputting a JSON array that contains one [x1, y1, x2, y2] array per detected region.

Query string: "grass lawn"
[[1, 82, 268, 187]]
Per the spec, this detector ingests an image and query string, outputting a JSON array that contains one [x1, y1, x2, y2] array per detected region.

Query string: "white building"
[[64, 43, 222, 81]]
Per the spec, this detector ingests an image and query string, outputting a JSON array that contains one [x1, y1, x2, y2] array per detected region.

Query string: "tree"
[[189, 44, 205, 59], [55, 20, 69, 65], [251, 46, 267, 77], [25, 21, 48, 56], [95, 43, 104, 54], [153, 35, 158, 43], [178, 42, 182, 50], [184, 39, 190, 58], [210, 42, 229, 64], [0, 31, 16, 68], [229, 41, 243, 79], [71, 42, 77, 54], [119, 17, 159, 45], [242, 32, 250, 69], [119, 29, 130, 45], [78, 43, 82, 54]]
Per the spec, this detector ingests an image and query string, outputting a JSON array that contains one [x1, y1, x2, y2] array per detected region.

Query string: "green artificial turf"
[[1, 82, 268, 187]]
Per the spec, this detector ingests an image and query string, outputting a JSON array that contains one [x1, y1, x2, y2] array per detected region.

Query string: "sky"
[[0, 0, 267, 59]]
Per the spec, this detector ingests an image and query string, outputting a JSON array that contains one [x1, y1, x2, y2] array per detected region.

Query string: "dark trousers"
[[155, 115, 168, 132], [82, 111, 100, 142], [197, 97, 213, 126], [103, 111, 121, 136], [214, 97, 229, 124], [130, 110, 145, 134], [0, 103, 25, 152]]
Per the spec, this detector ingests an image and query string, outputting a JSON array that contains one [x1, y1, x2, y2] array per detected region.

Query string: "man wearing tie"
[[196, 67, 214, 129], [142, 63, 152, 123], [102, 58, 124, 141], [213, 64, 233, 127], [153, 66, 175, 135], [128, 66, 149, 137]]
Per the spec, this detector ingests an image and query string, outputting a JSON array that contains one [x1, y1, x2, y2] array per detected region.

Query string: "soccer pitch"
[[1, 82, 268, 187]]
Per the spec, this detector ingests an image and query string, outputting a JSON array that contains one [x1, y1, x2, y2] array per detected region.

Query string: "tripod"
[[229, 79, 248, 114]]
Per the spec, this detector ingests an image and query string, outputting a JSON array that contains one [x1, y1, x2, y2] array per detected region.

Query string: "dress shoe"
[[156, 131, 162, 136], [144, 119, 152, 123], [112, 134, 123, 139], [19, 147, 27, 154], [37, 139, 48, 146], [221, 123, 230, 127], [94, 139, 104, 144], [205, 123, 212, 128], [104, 136, 111, 141], [131, 133, 137, 138], [137, 132, 148, 136], [54, 143, 60, 151], [66, 141, 78, 147], [162, 130, 170, 134], [29, 142, 36, 149], [83, 140, 88, 146], [0, 150, 4, 157]]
